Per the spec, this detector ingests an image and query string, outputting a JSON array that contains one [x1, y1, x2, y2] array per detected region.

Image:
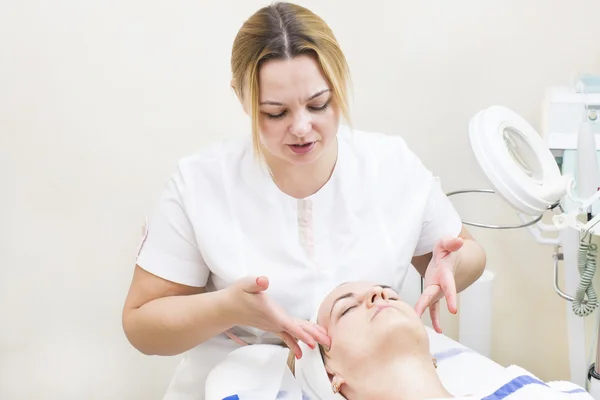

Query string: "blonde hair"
[[230, 2, 352, 159]]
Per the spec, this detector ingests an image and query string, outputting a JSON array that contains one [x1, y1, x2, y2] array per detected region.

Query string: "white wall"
[[2, 0, 600, 398]]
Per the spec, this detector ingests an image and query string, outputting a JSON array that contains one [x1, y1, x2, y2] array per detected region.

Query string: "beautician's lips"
[[288, 141, 316, 154], [288, 141, 315, 146]]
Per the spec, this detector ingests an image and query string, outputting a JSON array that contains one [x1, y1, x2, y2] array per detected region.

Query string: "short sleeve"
[[413, 176, 463, 256], [136, 166, 210, 287]]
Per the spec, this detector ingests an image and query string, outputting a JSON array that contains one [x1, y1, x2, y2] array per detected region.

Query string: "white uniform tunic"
[[136, 125, 463, 399]]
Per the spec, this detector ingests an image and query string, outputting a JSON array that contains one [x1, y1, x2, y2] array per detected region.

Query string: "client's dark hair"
[[286, 344, 328, 376]]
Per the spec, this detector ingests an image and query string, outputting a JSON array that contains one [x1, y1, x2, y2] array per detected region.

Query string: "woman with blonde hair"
[[122, 2, 486, 399]]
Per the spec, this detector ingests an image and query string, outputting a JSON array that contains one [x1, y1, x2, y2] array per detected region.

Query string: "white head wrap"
[[205, 343, 302, 400], [294, 302, 346, 400], [205, 284, 342, 400]]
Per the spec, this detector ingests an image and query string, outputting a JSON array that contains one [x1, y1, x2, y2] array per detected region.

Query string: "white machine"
[[460, 75, 600, 397]]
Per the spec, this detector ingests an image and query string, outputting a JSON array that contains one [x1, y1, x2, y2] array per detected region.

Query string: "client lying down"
[[293, 281, 594, 400]]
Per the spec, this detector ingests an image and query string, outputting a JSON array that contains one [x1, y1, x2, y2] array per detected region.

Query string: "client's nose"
[[366, 286, 387, 307]]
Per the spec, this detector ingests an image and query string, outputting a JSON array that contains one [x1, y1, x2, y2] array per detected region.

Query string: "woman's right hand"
[[225, 276, 331, 359]]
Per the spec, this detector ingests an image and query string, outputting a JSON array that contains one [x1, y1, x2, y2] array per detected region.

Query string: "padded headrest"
[[206, 284, 342, 400]]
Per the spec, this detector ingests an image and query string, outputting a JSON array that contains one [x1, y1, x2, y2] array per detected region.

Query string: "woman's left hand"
[[414, 236, 464, 334]]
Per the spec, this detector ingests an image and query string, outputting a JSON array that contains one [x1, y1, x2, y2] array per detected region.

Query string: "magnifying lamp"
[[460, 104, 600, 398], [458, 105, 600, 236]]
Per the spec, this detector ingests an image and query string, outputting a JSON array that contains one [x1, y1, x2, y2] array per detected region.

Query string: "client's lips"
[[371, 305, 392, 320]]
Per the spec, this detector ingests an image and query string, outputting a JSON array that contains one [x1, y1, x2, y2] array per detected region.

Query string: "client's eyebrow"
[[329, 285, 396, 318], [329, 292, 354, 318]]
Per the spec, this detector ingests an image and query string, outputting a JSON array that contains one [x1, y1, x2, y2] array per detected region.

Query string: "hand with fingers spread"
[[414, 236, 464, 334], [226, 276, 331, 359]]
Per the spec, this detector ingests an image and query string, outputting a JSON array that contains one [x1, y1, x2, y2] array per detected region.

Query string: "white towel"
[[440, 365, 593, 400], [204, 344, 304, 400]]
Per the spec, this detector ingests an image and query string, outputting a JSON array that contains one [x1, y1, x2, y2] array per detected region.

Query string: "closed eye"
[[339, 296, 398, 318], [340, 305, 356, 317]]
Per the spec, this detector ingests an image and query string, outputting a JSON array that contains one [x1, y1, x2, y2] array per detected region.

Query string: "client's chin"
[[371, 307, 429, 352]]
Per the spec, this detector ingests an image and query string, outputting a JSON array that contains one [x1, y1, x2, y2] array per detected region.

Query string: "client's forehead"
[[332, 281, 377, 297]]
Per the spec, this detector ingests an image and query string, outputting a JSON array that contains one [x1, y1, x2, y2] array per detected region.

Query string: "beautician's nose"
[[289, 111, 312, 138], [366, 286, 386, 307]]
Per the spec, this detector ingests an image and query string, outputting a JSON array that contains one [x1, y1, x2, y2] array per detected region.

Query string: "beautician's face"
[[317, 281, 427, 377], [243, 54, 340, 166]]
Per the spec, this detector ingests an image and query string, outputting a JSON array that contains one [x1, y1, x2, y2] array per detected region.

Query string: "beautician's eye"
[[266, 110, 288, 120], [308, 101, 330, 113]]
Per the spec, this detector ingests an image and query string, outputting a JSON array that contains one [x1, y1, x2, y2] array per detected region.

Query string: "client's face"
[[317, 281, 429, 384]]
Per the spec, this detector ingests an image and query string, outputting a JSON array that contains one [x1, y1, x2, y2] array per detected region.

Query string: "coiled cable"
[[573, 238, 599, 317]]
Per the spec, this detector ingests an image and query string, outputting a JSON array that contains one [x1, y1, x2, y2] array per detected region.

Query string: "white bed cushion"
[[427, 327, 506, 396]]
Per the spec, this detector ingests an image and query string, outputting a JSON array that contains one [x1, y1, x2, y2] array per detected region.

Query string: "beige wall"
[[2, 0, 600, 398]]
